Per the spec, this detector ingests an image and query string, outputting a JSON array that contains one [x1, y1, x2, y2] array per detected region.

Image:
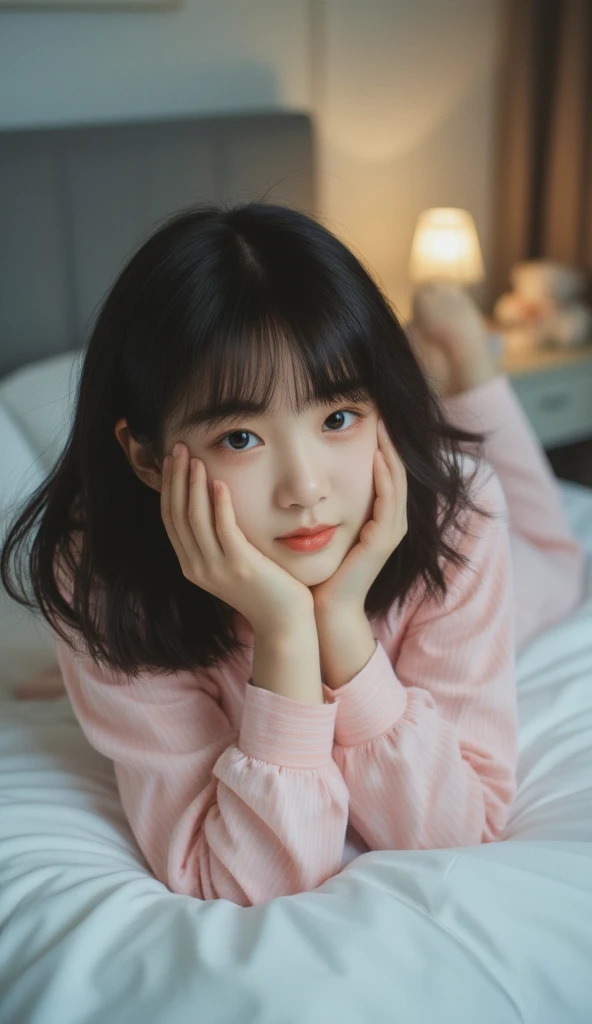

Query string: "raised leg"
[[410, 284, 589, 651]]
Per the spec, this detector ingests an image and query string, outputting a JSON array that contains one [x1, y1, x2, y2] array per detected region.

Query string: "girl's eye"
[[213, 409, 362, 454]]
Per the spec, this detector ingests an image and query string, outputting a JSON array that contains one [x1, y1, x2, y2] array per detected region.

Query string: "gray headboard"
[[0, 111, 316, 381]]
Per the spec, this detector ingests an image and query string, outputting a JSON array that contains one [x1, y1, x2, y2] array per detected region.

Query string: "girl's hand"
[[161, 444, 314, 638], [309, 420, 408, 618]]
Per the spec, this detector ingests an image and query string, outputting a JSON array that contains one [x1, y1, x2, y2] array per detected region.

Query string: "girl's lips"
[[277, 526, 337, 552]]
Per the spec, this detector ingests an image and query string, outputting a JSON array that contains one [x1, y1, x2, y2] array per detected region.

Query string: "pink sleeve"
[[441, 372, 589, 647], [320, 465, 518, 851], [54, 638, 349, 907]]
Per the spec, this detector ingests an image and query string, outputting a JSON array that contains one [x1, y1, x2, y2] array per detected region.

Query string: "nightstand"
[[498, 339, 592, 450], [495, 336, 592, 488]]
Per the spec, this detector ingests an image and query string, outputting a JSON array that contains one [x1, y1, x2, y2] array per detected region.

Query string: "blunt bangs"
[[169, 314, 374, 440], [158, 215, 379, 443]]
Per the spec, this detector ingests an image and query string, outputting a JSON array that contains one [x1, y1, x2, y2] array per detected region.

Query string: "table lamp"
[[409, 207, 485, 287], [408, 207, 502, 364]]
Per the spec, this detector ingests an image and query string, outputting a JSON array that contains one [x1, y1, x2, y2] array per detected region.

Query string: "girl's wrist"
[[253, 600, 317, 646]]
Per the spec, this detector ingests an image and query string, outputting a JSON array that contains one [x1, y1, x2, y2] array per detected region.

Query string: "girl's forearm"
[[315, 610, 377, 691], [251, 617, 325, 705]]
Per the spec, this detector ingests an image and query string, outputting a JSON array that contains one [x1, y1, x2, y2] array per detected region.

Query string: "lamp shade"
[[409, 207, 485, 284]]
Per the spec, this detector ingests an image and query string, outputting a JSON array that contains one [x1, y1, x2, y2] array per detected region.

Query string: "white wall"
[[0, 1, 311, 124], [0, 0, 501, 319], [317, 0, 501, 318]]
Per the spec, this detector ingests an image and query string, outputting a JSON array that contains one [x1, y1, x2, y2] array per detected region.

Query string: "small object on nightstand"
[[494, 260, 592, 352]]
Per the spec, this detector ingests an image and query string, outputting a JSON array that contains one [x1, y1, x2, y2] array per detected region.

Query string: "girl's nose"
[[275, 456, 329, 506]]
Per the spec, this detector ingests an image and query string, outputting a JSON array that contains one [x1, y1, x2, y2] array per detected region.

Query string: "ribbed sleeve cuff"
[[239, 684, 338, 768], [321, 641, 407, 748]]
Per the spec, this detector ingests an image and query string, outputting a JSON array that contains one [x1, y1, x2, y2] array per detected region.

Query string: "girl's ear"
[[114, 419, 162, 494]]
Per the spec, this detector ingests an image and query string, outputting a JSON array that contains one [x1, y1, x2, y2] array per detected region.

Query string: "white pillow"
[[0, 401, 46, 530], [0, 349, 84, 474], [0, 350, 84, 692], [0, 400, 57, 692]]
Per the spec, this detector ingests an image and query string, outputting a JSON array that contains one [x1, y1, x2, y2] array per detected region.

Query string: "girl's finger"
[[369, 450, 387, 529], [168, 447, 210, 573], [169, 448, 191, 535], [378, 421, 397, 467], [187, 458, 225, 563], [211, 478, 251, 562], [374, 444, 406, 535], [374, 446, 395, 492], [210, 479, 233, 557], [379, 426, 408, 497], [161, 453, 194, 578]]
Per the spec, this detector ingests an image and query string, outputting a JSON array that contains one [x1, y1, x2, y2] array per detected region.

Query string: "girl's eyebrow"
[[179, 379, 370, 432]]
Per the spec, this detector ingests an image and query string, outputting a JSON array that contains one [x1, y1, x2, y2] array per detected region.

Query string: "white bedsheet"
[[1, 469, 591, 1023]]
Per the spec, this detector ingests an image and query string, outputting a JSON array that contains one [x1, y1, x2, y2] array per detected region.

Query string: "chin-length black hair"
[[0, 201, 496, 682]]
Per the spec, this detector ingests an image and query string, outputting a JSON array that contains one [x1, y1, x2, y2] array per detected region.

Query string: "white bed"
[[1, 351, 591, 1024]]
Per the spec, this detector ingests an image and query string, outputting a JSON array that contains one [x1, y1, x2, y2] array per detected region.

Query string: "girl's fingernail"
[[172, 443, 184, 458]]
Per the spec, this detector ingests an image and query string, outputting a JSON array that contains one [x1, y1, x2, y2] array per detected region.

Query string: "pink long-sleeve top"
[[50, 374, 558, 908]]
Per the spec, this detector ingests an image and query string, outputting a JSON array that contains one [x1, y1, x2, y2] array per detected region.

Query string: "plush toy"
[[494, 260, 592, 349]]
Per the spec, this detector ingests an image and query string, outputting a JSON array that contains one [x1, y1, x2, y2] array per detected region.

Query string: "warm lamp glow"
[[409, 208, 485, 285]]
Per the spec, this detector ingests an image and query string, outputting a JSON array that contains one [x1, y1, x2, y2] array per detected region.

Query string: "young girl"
[[3, 204, 587, 908]]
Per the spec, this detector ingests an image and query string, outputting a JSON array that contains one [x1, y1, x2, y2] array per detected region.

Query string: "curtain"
[[490, 0, 592, 306]]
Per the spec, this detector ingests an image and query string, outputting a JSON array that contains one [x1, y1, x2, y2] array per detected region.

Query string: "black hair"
[[0, 201, 495, 681]]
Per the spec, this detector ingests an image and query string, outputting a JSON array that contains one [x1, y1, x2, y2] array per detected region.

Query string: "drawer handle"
[[538, 392, 569, 412]]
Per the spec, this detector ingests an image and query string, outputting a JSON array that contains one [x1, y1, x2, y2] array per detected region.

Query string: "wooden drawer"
[[509, 359, 592, 449]]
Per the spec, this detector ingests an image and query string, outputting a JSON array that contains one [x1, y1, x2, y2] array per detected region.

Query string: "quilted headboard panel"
[[0, 111, 316, 381]]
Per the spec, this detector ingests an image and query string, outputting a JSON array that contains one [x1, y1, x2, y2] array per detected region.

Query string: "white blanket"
[[0, 357, 591, 1022]]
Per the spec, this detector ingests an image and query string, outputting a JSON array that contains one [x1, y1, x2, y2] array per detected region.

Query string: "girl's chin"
[[279, 553, 341, 587]]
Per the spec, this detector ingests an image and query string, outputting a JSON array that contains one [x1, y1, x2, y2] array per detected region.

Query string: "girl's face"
[[164, 375, 380, 591]]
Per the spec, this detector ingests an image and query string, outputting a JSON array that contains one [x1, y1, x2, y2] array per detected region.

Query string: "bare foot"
[[409, 283, 500, 397], [408, 324, 456, 398]]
